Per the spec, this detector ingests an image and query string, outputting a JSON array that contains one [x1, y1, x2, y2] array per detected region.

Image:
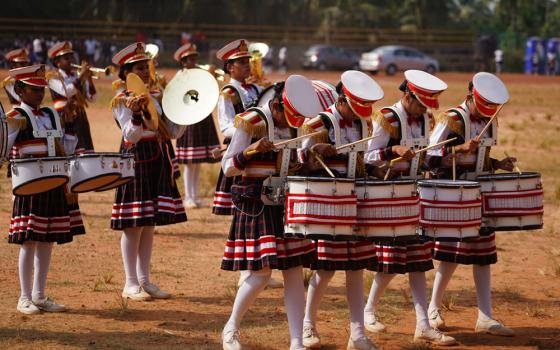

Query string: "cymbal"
[[162, 68, 219, 126], [126, 73, 159, 131]]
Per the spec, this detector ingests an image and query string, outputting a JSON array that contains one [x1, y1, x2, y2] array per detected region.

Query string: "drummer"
[[2, 48, 31, 106], [5, 64, 85, 314], [173, 43, 221, 209], [426, 72, 515, 336], [110, 42, 187, 302], [300, 71, 381, 350], [212, 39, 261, 216], [363, 70, 456, 346], [47, 41, 96, 154], [220, 75, 320, 350]]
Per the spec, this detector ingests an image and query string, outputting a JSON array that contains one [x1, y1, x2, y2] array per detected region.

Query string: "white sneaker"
[[414, 328, 457, 346], [428, 307, 447, 330], [122, 287, 152, 301], [222, 328, 242, 350], [475, 318, 514, 337], [32, 297, 66, 312], [347, 336, 379, 350], [364, 311, 386, 333], [142, 283, 171, 299], [302, 324, 321, 348], [183, 199, 198, 209], [266, 277, 284, 289], [17, 299, 40, 315]]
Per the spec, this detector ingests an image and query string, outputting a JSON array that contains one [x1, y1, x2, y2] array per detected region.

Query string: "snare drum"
[[69, 153, 122, 193], [284, 176, 357, 240], [10, 156, 70, 196], [476, 172, 543, 231], [355, 179, 419, 241], [94, 154, 135, 192], [418, 180, 482, 241]]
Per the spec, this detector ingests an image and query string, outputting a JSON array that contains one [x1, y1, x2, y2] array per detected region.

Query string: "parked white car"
[[359, 45, 439, 75]]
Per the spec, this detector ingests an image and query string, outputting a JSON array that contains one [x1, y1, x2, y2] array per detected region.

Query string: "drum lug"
[[38, 159, 43, 174], [101, 155, 106, 169], [459, 186, 464, 201], [11, 163, 17, 176]]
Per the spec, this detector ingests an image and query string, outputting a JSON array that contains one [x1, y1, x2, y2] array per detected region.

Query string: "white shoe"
[[475, 318, 514, 337], [222, 328, 242, 350], [364, 311, 386, 333], [428, 307, 447, 330], [266, 277, 284, 289], [142, 283, 171, 299], [17, 299, 40, 315], [302, 324, 321, 348], [414, 328, 457, 346], [183, 199, 198, 209], [122, 287, 152, 301], [347, 336, 379, 350], [32, 297, 66, 312]]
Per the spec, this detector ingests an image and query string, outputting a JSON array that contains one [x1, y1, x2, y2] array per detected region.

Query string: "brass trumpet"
[[71, 64, 118, 79]]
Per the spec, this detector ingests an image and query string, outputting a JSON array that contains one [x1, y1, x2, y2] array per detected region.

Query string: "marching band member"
[[2, 48, 31, 106], [363, 70, 456, 346], [426, 72, 515, 336], [300, 71, 382, 350], [173, 43, 221, 208], [110, 43, 187, 301], [47, 41, 96, 154], [220, 76, 319, 350], [213, 39, 261, 215], [5, 64, 85, 314]]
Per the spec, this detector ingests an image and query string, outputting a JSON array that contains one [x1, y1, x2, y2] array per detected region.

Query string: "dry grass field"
[[0, 69, 559, 350]]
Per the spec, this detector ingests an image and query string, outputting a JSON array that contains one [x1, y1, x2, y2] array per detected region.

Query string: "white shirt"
[[217, 78, 260, 139]]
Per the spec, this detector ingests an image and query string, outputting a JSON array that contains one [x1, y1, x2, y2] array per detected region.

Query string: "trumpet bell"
[[249, 42, 269, 57], [126, 73, 159, 131], [163, 68, 219, 126]]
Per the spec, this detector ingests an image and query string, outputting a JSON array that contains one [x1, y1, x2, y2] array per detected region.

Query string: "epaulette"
[[427, 111, 435, 131], [110, 91, 128, 109], [301, 116, 328, 143], [112, 80, 126, 95], [222, 86, 241, 105], [45, 70, 59, 81], [435, 110, 464, 135], [5, 109, 27, 129], [372, 108, 399, 139], [234, 110, 267, 138]]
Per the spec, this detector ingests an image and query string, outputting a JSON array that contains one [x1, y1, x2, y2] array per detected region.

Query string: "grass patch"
[[441, 293, 458, 311], [499, 286, 524, 302], [525, 303, 551, 318], [93, 273, 114, 292], [115, 289, 129, 317], [223, 282, 239, 304], [303, 269, 314, 289]]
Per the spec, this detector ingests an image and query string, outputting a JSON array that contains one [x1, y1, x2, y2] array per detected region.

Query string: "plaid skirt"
[[221, 184, 314, 271], [73, 107, 94, 154], [8, 186, 85, 245], [176, 115, 220, 164], [432, 230, 497, 265], [165, 139, 181, 179], [212, 170, 238, 215], [111, 138, 187, 230], [307, 240, 377, 271], [373, 237, 434, 274]]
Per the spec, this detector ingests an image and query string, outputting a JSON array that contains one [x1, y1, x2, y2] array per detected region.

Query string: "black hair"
[[335, 81, 344, 95], [468, 81, 474, 93], [119, 62, 135, 81], [14, 80, 26, 92], [399, 79, 408, 92], [272, 81, 285, 111]]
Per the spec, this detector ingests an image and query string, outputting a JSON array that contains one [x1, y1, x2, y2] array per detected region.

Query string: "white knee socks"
[[346, 270, 366, 340], [137, 226, 155, 286], [32, 242, 54, 300], [409, 272, 430, 331], [18, 241, 36, 301], [121, 227, 142, 290], [364, 272, 395, 314], [473, 264, 493, 321], [303, 270, 335, 327], [183, 163, 201, 202], [225, 269, 272, 331], [428, 262, 458, 312], [282, 266, 305, 349]]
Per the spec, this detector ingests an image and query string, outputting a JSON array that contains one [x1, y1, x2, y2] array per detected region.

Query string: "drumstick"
[[385, 137, 458, 166], [452, 146, 456, 181], [246, 131, 323, 156], [383, 167, 392, 181], [336, 135, 378, 151], [312, 152, 335, 178], [475, 105, 503, 141], [504, 150, 522, 174]]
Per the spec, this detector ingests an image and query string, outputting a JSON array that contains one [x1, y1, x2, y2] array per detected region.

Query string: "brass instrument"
[[71, 64, 117, 79], [249, 42, 269, 84], [196, 64, 225, 82], [126, 73, 159, 131]]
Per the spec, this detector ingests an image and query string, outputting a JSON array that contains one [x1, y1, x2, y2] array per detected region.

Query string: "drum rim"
[[355, 178, 416, 185], [12, 175, 69, 196], [418, 179, 480, 188], [287, 175, 356, 183], [11, 156, 70, 163], [70, 172, 122, 193], [74, 152, 123, 159], [476, 171, 540, 180], [94, 176, 134, 192]]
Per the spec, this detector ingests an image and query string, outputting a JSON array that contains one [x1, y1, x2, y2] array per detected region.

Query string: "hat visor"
[[227, 52, 252, 61], [54, 49, 74, 58], [475, 99, 499, 118], [123, 56, 151, 65], [21, 78, 48, 87], [348, 100, 373, 118], [414, 93, 439, 109], [285, 111, 305, 128]]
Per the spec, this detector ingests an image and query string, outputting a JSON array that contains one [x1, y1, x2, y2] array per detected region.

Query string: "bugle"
[[71, 64, 117, 79]]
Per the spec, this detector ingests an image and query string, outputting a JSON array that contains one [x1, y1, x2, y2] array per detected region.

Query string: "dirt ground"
[[0, 69, 559, 350]]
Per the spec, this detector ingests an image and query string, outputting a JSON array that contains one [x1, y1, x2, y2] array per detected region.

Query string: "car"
[[301, 45, 360, 71], [359, 45, 439, 75]]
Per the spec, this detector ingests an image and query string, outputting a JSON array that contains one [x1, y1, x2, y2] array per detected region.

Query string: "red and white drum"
[[69, 153, 122, 193], [284, 176, 357, 240], [355, 179, 419, 241], [476, 172, 543, 231], [10, 156, 70, 195], [418, 180, 482, 241], [95, 154, 135, 192]]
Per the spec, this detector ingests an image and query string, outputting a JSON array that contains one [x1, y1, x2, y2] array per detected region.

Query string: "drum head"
[[418, 179, 479, 188], [287, 176, 355, 183], [355, 178, 416, 186], [75, 152, 122, 159], [13, 176, 68, 196], [94, 176, 133, 192], [71, 173, 122, 193], [476, 172, 540, 181]]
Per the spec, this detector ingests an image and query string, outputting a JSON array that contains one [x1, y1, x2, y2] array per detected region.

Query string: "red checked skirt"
[[111, 138, 187, 230], [175, 115, 220, 164], [372, 237, 434, 274], [432, 229, 498, 265]]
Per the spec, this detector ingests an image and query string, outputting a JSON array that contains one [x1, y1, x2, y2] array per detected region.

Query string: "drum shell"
[[355, 179, 419, 241], [477, 172, 543, 231], [418, 180, 481, 241], [69, 153, 122, 193], [10, 156, 70, 196], [284, 176, 358, 240]]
